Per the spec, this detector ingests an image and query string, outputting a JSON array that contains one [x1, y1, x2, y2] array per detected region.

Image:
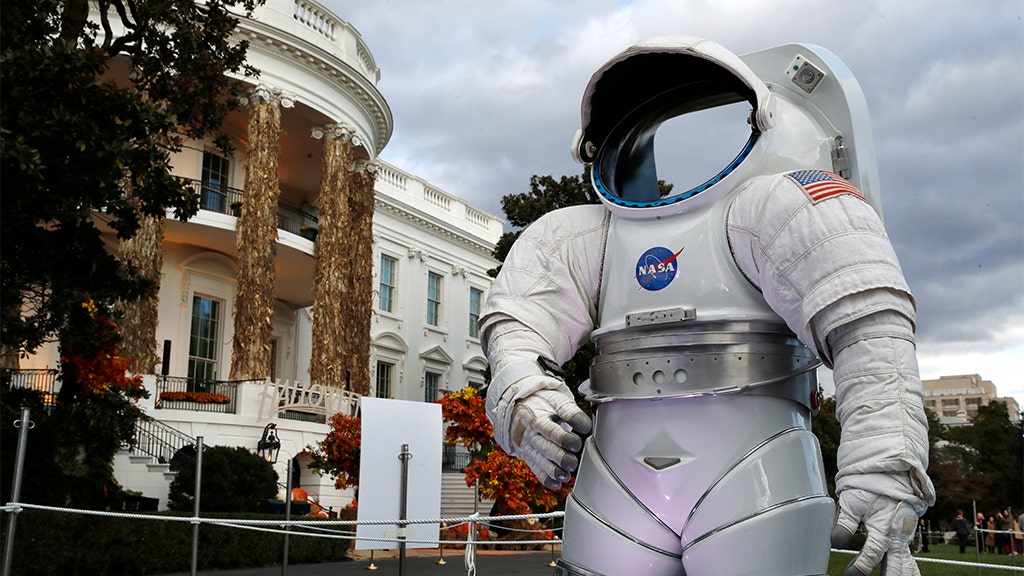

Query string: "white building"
[[12, 0, 501, 513]]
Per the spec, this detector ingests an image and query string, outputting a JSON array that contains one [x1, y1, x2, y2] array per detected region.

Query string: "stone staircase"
[[440, 472, 492, 519], [113, 449, 178, 510]]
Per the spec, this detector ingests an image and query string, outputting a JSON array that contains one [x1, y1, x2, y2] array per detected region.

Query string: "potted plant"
[[300, 225, 319, 241]]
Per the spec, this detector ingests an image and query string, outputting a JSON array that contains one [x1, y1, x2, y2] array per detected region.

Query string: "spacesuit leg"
[[557, 394, 834, 576]]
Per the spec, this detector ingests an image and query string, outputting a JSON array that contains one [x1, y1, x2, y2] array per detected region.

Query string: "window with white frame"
[[379, 254, 397, 313], [376, 361, 393, 398], [424, 371, 441, 403], [188, 295, 222, 381], [201, 151, 231, 212], [469, 287, 482, 339], [427, 272, 442, 326], [269, 338, 279, 382]]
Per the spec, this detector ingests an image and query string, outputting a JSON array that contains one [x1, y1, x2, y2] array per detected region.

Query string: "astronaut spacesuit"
[[480, 37, 934, 575]]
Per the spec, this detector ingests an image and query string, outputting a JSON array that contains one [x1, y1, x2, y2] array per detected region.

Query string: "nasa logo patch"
[[634, 246, 684, 291]]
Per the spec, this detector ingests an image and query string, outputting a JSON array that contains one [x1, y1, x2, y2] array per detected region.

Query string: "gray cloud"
[[322, 0, 1024, 405]]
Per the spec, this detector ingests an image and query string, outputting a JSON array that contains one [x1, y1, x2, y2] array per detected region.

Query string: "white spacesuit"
[[481, 37, 934, 575]]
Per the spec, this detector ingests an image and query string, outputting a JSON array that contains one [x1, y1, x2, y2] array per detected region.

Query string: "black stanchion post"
[[398, 443, 412, 576], [191, 436, 204, 576], [366, 550, 378, 571], [2, 407, 33, 576], [283, 458, 292, 576]]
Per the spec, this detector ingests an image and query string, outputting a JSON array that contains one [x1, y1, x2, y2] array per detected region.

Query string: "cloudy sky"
[[321, 0, 1024, 408]]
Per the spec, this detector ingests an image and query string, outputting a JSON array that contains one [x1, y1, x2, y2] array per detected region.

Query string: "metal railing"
[[185, 179, 319, 237], [1, 368, 61, 406], [132, 417, 196, 465], [155, 376, 239, 414], [442, 443, 473, 473]]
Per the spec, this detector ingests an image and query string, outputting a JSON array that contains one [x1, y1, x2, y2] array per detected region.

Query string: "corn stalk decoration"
[[309, 125, 377, 395], [346, 161, 377, 393], [309, 130, 352, 390], [117, 193, 164, 373], [230, 92, 282, 380]]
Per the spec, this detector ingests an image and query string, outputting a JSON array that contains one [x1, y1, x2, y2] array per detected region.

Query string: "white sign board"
[[355, 397, 442, 550]]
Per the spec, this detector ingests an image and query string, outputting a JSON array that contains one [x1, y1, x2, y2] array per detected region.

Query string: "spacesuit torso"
[[563, 179, 833, 576]]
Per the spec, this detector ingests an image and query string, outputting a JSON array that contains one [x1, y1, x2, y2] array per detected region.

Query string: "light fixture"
[[257, 423, 281, 464]]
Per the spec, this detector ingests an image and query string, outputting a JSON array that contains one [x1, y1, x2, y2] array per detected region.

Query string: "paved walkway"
[[158, 550, 559, 576]]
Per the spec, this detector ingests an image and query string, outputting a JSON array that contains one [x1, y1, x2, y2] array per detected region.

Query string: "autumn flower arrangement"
[[158, 390, 231, 404]]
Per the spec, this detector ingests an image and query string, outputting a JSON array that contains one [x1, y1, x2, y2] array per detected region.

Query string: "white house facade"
[[11, 0, 502, 514]]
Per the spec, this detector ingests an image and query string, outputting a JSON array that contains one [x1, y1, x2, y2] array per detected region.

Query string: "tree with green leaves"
[[1, 0, 260, 362], [943, 402, 1024, 514], [0, 0, 261, 509]]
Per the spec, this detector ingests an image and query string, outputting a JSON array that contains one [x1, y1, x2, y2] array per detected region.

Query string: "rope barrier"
[[1, 501, 564, 547], [830, 547, 1024, 571], [6, 501, 1022, 572]]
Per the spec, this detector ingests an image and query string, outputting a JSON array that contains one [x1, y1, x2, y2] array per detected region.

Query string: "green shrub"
[[167, 445, 278, 513], [3, 509, 351, 575]]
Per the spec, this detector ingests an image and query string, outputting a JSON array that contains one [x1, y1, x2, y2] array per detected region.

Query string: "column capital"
[[243, 84, 296, 108], [311, 123, 363, 148], [351, 159, 379, 174]]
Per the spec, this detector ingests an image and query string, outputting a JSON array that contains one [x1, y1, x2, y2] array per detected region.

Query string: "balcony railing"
[[186, 179, 319, 237], [132, 417, 196, 465], [2, 368, 61, 406], [442, 443, 473, 473], [155, 376, 240, 414]]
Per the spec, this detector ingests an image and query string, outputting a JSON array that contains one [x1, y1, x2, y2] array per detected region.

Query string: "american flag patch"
[[786, 170, 867, 204]]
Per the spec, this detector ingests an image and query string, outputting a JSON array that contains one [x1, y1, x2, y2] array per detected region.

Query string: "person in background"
[[986, 516, 998, 554], [1013, 514, 1023, 554], [998, 509, 1014, 554], [917, 517, 930, 553], [976, 512, 986, 554], [952, 510, 971, 554]]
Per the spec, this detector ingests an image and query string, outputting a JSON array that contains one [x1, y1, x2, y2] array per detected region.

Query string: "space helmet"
[[571, 36, 882, 218]]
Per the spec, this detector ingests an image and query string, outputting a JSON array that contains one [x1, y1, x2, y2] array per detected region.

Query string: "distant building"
[[922, 374, 1021, 426]]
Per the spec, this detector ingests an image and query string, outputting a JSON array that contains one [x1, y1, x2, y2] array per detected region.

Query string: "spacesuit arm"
[[480, 205, 609, 485], [726, 173, 934, 509]]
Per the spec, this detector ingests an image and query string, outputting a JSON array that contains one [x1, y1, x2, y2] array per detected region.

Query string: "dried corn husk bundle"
[[345, 165, 376, 394], [231, 100, 280, 380], [118, 205, 164, 373], [309, 136, 352, 389]]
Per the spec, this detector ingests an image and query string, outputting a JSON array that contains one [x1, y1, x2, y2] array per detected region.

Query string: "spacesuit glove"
[[831, 488, 920, 576], [509, 388, 592, 491]]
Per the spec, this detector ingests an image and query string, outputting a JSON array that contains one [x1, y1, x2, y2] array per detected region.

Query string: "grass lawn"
[[828, 543, 1024, 575]]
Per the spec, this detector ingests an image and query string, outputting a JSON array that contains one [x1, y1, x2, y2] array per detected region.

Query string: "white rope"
[[831, 548, 1024, 571], [2, 502, 562, 527], [15, 502, 1019, 572]]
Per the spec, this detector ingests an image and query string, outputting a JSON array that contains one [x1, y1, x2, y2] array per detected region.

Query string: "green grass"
[[828, 543, 1024, 575]]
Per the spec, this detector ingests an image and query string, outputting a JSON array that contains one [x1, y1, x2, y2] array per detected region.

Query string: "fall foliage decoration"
[[60, 296, 145, 398], [439, 387, 572, 514], [307, 386, 574, 514], [307, 411, 362, 489]]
